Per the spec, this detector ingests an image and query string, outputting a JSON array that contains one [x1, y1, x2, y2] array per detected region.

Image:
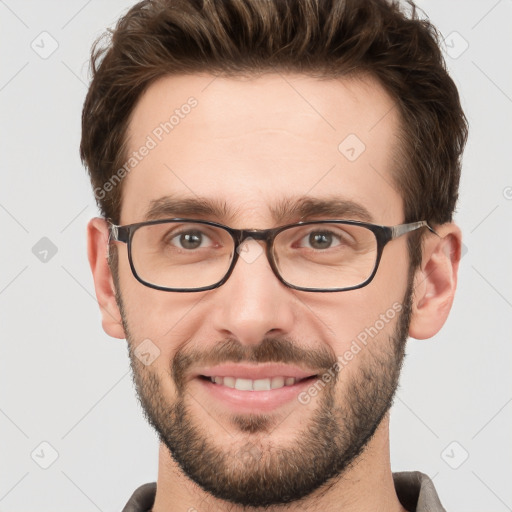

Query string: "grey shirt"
[[122, 471, 446, 511]]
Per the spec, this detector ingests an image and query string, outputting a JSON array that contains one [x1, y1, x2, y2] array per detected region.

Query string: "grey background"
[[0, 0, 511, 510]]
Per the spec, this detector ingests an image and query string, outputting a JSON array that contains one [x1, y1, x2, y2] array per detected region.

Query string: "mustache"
[[171, 337, 338, 391]]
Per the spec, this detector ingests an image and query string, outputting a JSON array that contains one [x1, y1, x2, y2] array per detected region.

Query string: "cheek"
[[308, 244, 410, 357], [116, 251, 184, 338], [359, 237, 411, 314], [327, 306, 404, 395], [123, 295, 196, 357], [328, 298, 401, 356], [119, 277, 209, 372]]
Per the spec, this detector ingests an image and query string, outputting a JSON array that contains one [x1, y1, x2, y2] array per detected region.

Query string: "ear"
[[87, 217, 126, 339], [408, 223, 462, 340]]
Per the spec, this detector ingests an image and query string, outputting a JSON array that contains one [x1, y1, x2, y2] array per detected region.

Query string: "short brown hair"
[[80, 0, 467, 268]]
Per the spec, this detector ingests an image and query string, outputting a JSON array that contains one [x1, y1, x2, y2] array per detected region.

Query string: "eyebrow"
[[144, 195, 374, 225]]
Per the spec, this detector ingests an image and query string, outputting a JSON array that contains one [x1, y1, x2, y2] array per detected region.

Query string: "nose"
[[210, 238, 296, 347]]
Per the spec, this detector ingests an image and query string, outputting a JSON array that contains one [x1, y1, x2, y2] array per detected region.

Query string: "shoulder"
[[121, 482, 157, 512], [393, 471, 446, 512]]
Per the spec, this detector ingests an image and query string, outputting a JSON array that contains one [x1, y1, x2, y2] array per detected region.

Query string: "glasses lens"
[[131, 222, 234, 289], [273, 223, 378, 290]]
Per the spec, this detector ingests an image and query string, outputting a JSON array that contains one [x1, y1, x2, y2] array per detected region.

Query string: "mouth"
[[198, 374, 315, 391], [192, 363, 320, 412]]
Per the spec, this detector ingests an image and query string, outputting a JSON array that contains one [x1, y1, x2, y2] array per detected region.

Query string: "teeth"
[[270, 376, 285, 389], [223, 376, 236, 388], [234, 378, 253, 391], [208, 376, 298, 390], [253, 378, 271, 391]]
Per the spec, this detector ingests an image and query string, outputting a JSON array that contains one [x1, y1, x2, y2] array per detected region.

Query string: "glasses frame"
[[108, 218, 436, 293]]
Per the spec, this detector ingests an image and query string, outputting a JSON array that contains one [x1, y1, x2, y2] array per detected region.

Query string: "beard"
[[114, 272, 413, 508]]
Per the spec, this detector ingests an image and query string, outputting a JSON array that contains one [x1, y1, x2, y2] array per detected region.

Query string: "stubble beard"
[[115, 276, 413, 508]]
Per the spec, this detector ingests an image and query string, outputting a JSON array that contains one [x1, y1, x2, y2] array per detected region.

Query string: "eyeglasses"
[[108, 218, 436, 293]]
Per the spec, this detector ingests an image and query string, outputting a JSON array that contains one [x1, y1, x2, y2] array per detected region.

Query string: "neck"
[[152, 414, 407, 512]]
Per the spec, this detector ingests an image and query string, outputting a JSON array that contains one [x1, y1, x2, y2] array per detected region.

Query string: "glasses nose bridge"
[[236, 228, 274, 246], [232, 228, 277, 270], [229, 228, 280, 286]]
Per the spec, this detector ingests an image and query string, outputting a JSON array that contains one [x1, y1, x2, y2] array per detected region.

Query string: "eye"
[[168, 229, 214, 250], [296, 229, 345, 250], [293, 226, 360, 252]]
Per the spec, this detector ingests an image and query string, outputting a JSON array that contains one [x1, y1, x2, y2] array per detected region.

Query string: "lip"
[[192, 363, 318, 381], [195, 375, 317, 412]]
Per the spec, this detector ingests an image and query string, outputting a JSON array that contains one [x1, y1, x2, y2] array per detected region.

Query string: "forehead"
[[120, 73, 403, 226]]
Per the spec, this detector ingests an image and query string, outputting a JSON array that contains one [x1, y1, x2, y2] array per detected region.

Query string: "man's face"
[[114, 73, 413, 506]]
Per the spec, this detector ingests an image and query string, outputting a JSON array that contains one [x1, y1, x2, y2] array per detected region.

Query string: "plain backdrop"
[[0, 1, 511, 510]]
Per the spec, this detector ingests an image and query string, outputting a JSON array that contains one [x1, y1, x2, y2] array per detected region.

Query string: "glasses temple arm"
[[390, 221, 439, 239]]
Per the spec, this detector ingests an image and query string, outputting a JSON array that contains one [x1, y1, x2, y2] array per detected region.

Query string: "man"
[[81, 0, 467, 510]]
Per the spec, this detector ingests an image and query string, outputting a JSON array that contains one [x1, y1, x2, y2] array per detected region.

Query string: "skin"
[[88, 73, 461, 511]]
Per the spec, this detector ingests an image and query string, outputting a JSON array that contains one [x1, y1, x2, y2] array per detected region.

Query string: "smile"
[[203, 375, 309, 390]]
